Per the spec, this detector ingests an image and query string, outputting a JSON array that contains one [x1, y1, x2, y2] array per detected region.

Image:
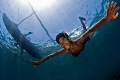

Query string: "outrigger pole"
[[27, 1, 55, 44]]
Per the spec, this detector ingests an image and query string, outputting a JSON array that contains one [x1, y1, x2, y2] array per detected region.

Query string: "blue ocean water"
[[0, 0, 120, 80]]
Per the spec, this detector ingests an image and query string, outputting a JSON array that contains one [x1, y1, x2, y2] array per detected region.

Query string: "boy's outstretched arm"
[[30, 49, 66, 67], [77, 1, 119, 43]]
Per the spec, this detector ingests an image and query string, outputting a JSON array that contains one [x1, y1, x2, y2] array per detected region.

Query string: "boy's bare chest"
[[69, 43, 84, 54]]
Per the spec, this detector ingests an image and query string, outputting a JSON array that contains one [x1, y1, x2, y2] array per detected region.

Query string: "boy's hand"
[[105, 1, 119, 22], [30, 61, 41, 67]]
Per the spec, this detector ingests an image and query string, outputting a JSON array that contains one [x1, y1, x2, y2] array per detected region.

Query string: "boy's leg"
[[79, 16, 90, 45]]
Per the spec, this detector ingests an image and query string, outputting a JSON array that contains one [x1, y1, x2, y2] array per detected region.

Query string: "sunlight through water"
[[20, 0, 56, 10]]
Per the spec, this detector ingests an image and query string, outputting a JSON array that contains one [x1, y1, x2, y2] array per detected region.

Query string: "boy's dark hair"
[[56, 32, 69, 44]]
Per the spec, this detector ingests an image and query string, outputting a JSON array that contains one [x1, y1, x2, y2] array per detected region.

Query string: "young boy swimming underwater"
[[31, 1, 119, 67]]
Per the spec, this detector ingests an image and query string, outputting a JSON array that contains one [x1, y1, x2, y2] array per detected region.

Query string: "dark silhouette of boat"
[[2, 13, 41, 59]]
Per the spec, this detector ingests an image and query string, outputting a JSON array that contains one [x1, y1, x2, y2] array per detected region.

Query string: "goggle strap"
[[63, 30, 67, 38]]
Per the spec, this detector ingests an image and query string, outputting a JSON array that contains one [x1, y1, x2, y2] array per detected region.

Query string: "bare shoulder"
[[74, 37, 83, 44]]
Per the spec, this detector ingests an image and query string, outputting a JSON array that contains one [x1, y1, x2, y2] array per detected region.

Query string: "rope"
[[0, 41, 30, 63]]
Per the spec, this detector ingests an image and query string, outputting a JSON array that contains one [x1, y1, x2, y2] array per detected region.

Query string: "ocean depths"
[[0, 0, 120, 80]]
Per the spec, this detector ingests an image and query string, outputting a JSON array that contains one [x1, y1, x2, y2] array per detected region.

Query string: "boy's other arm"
[[76, 1, 119, 43], [30, 49, 66, 67]]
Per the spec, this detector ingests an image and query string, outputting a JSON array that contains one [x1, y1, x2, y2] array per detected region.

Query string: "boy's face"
[[58, 37, 71, 49]]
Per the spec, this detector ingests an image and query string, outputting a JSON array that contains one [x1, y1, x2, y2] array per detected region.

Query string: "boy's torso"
[[65, 42, 84, 55]]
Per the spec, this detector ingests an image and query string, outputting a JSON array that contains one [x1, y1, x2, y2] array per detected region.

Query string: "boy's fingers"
[[114, 6, 120, 13], [107, 2, 110, 9], [115, 13, 119, 18], [34, 65, 38, 67], [110, 1, 114, 9], [107, 2, 110, 13], [112, 2, 117, 10], [113, 13, 119, 19]]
